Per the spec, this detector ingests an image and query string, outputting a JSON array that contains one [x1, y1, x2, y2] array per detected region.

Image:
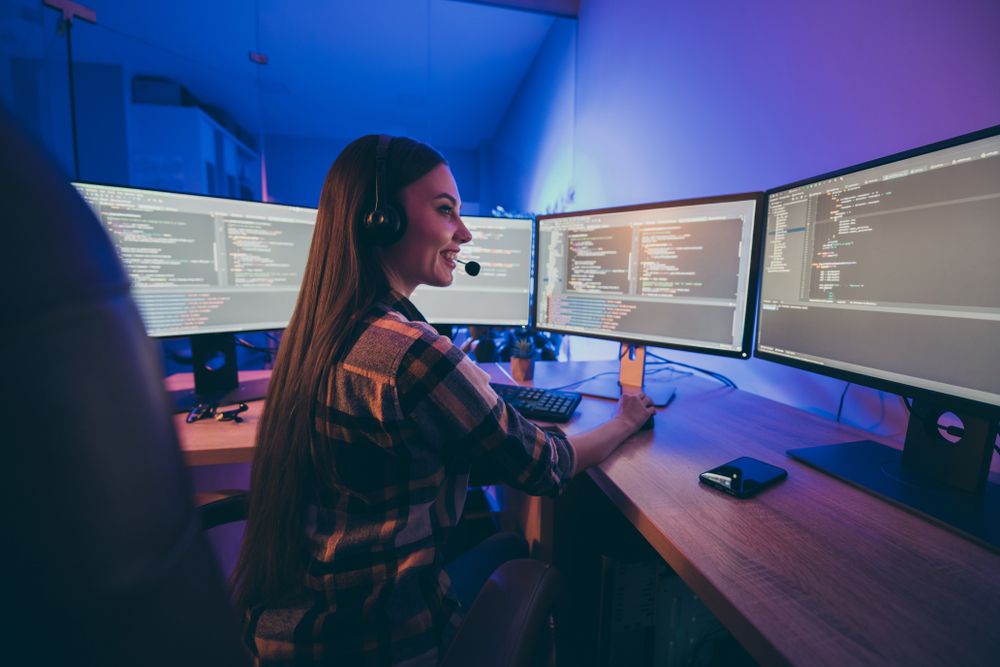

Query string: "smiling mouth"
[[441, 250, 458, 263]]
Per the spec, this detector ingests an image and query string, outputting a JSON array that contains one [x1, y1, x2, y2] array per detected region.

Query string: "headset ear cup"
[[386, 202, 407, 244], [361, 134, 408, 246], [364, 203, 405, 245]]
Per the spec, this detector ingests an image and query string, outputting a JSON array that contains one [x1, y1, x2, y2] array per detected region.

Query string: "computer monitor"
[[410, 215, 533, 326], [755, 124, 1000, 551], [535, 193, 764, 401], [74, 182, 316, 406]]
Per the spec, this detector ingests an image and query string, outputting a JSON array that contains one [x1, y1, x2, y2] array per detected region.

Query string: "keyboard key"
[[489, 382, 582, 423]]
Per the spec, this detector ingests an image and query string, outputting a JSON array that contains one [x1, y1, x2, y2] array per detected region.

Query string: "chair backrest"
[[442, 559, 563, 667], [1, 107, 250, 666]]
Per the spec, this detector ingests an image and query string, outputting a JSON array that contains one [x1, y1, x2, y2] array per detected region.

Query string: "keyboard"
[[490, 382, 582, 422]]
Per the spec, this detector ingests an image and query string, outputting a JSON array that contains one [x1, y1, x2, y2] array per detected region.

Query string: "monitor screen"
[[534, 194, 763, 356], [74, 182, 316, 338], [410, 215, 533, 326], [756, 126, 1000, 411]]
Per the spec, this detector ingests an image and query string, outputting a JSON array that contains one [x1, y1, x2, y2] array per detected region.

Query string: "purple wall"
[[574, 0, 1000, 208], [558, 0, 1000, 437]]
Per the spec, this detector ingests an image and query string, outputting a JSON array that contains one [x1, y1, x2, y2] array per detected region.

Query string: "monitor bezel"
[[72, 180, 318, 339], [754, 123, 1000, 417], [533, 192, 766, 359], [415, 214, 535, 328]]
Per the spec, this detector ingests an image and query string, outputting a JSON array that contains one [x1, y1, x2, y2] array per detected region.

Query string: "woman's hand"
[[568, 391, 657, 476], [614, 391, 656, 433]]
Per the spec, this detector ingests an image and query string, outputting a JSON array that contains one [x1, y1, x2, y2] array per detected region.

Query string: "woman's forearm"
[[568, 417, 633, 476]]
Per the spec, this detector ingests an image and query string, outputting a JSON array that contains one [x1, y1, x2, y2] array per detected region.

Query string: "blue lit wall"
[[263, 134, 349, 207], [509, 0, 1000, 436], [487, 18, 576, 215], [264, 134, 483, 212]]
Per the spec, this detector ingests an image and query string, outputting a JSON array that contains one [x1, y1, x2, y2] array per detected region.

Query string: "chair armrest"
[[194, 489, 249, 529], [442, 559, 562, 667]]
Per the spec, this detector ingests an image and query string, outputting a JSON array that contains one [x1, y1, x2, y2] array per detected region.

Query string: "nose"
[[455, 216, 472, 244]]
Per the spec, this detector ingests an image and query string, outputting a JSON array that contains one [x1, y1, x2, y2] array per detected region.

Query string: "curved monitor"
[[410, 215, 533, 326], [74, 182, 317, 338], [756, 125, 1000, 415], [534, 194, 764, 357]]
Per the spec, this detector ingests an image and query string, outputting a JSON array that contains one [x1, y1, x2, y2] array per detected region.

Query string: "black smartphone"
[[699, 456, 787, 498]]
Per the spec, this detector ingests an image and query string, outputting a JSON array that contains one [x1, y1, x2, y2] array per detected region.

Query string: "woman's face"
[[379, 163, 472, 296]]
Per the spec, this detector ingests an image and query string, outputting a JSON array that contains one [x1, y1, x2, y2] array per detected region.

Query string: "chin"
[[425, 274, 453, 288]]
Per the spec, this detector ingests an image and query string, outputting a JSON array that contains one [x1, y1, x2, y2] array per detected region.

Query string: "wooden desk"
[[170, 364, 546, 466], [523, 361, 1000, 667], [171, 361, 1000, 664], [167, 371, 267, 466], [171, 364, 537, 466], [174, 402, 262, 466]]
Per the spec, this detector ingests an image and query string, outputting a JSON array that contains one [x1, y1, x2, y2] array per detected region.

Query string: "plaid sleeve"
[[396, 327, 575, 497]]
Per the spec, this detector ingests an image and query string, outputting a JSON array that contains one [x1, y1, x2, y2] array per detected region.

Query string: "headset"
[[361, 134, 407, 245]]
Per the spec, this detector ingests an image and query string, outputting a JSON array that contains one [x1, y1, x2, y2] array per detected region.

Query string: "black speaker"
[[361, 134, 407, 245]]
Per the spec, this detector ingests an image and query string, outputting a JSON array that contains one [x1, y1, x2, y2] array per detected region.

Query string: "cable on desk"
[[646, 351, 737, 389], [645, 365, 692, 380], [548, 370, 620, 392], [546, 362, 690, 393], [236, 337, 276, 361], [526, 348, 733, 393], [837, 382, 851, 422], [235, 337, 272, 353]]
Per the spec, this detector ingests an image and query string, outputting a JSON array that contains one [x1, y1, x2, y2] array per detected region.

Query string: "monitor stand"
[[167, 333, 272, 412], [575, 344, 679, 407], [788, 399, 1000, 553]]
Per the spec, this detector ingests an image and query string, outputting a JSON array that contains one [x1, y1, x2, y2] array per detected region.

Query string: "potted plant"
[[510, 335, 535, 382]]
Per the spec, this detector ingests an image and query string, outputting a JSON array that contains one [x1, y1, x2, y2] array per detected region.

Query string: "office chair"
[[197, 493, 563, 667], [1, 106, 560, 667]]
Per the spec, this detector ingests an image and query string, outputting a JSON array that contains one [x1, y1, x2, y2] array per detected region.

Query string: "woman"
[[234, 135, 654, 665]]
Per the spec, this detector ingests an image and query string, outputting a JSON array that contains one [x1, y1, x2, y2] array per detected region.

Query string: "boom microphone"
[[456, 259, 480, 276]]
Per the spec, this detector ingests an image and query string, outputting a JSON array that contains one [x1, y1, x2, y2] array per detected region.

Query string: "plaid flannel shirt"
[[247, 289, 575, 666]]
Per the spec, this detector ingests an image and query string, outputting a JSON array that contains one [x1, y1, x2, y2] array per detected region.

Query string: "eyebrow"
[[433, 193, 458, 206]]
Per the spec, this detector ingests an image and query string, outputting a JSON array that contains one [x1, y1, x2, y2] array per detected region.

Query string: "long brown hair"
[[233, 135, 445, 609]]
